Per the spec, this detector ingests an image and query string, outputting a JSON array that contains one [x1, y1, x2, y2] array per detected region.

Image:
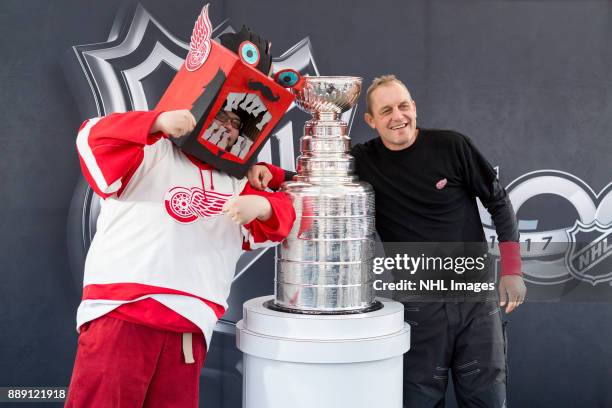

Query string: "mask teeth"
[[223, 92, 272, 131]]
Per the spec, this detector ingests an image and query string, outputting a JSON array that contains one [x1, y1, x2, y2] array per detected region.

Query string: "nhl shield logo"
[[565, 221, 612, 285], [64, 2, 326, 299]]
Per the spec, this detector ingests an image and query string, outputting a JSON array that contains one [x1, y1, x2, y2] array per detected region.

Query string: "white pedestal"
[[236, 296, 410, 408]]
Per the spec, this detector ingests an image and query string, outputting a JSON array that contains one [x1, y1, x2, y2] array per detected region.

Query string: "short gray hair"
[[365, 75, 410, 114]]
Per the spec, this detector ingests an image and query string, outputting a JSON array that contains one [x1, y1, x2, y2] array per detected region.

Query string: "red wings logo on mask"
[[164, 186, 232, 223], [185, 4, 212, 72]]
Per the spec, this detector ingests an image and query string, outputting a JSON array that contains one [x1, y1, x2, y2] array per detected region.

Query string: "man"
[[205, 110, 241, 149], [205, 110, 253, 158], [249, 75, 526, 407], [66, 109, 295, 407]]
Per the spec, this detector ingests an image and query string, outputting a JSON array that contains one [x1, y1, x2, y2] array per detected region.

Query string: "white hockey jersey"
[[75, 111, 295, 345]]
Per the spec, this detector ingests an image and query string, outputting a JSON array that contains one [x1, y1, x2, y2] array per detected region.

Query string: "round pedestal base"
[[236, 296, 410, 408]]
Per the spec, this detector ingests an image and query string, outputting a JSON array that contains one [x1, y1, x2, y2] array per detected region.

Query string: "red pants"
[[65, 315, 206, 408]]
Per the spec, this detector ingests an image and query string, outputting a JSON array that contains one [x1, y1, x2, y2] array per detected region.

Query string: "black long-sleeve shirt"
[[350, 129, 518, 243]]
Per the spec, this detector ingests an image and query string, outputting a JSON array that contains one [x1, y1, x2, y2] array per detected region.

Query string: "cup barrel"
[[274, 282, 375, 312], [275, 76, 376, 313]]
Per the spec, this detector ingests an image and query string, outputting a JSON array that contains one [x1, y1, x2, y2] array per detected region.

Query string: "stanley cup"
[[274, 76, 378, 313]]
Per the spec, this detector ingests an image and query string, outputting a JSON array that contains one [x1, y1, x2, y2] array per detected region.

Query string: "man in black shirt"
[[249, 75, 526, 407]]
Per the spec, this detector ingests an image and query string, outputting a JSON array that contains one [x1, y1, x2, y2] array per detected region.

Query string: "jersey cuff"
[[257, 162, 286, 190]]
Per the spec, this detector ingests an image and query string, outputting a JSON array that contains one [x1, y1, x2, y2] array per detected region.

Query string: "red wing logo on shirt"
[[164, 186, 232, 224], [436, 178, 448, 190]]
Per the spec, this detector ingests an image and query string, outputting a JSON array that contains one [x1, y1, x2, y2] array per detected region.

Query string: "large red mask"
[[155, 4, 302, 178]]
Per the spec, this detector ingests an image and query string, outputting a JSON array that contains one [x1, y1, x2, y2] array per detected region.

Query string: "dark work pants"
[[402, 301, 507, 408]]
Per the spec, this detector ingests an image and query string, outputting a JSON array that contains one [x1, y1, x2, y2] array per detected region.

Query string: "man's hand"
[[499, 275, 526, 313], [151, 110, 196, 138], [247, 165, 273, 191], [222, 195, 272, 225]]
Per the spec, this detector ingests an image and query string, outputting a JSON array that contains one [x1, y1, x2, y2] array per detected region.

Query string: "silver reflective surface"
[[274, 76, 377, 312], [292, 76, 362, 119]]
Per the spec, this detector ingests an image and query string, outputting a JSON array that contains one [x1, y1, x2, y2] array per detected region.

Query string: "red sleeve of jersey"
[[499, 241, 523, 276], [239, 182, 295, 250], [257, 162, 287, 190], [76, 111, 165, 199]]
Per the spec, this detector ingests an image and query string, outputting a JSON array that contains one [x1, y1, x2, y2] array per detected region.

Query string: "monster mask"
[[155, 4, 303, 178]]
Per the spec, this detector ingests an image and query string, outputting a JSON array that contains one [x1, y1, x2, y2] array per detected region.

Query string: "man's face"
[[214, 110, 241, 146], [364, 82, 417, 150]]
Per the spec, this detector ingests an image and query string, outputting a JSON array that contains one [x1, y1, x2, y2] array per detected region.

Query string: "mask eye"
[[274, 69, 302, 88], [239, 41, 260, 66]]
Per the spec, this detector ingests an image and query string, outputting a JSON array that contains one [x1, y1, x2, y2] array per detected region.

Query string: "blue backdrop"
[[1, 1, 611, 407]]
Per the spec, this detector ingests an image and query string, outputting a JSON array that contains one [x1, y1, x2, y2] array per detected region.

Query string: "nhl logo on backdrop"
[[565, 221, 612, 285], [65, 1, 324, 291], [483, 170, 612, 286]]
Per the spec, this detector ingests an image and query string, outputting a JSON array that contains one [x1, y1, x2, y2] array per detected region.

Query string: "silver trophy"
[[273, 76, 379, 313]]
